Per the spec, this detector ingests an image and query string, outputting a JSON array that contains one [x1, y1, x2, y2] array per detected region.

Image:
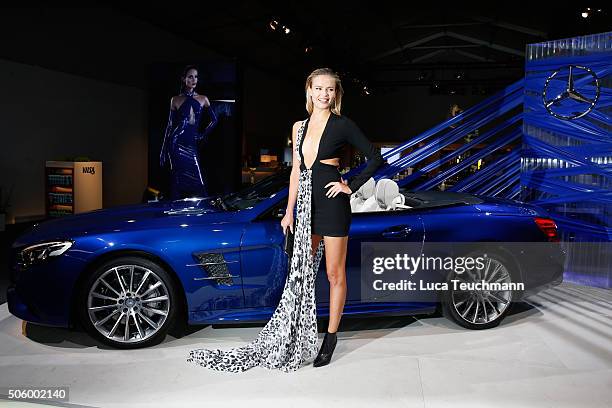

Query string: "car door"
[[318, 210, 424, 304], [240, 199, 291, 309]]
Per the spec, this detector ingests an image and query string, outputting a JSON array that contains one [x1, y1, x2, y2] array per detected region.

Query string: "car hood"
[[13, 198, 244, 247]]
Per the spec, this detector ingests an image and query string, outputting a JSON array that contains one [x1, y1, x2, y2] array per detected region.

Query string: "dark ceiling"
[[113, 1, 609, 92]]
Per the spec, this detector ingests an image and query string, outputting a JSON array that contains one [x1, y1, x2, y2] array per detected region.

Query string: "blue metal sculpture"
[[343, 33, 611, 287], [522, 32, 611, 287], [523, 33, 611, 238], [344, 80, 524, 199]]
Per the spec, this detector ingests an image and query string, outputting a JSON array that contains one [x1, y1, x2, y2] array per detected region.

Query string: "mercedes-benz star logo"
[[542, 64, 600, 120]]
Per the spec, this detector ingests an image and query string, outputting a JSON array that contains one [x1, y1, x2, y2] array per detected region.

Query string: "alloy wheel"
[[451, 256, 513, 325], [86, 264, 171, 344]]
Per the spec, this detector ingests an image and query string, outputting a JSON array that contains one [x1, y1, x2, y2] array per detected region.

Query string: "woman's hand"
[[281, 211, 294, 235], [325, 178, 352, 198]]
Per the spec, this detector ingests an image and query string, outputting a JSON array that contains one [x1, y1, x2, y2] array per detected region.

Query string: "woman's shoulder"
[[170, 95, 184, 109], [332, 113, 357, 129], [331, 112, 350, 122], [292, 118, 308, 129], [194, 94, 210, 107]]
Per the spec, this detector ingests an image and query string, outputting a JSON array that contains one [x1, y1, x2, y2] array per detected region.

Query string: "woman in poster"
[[159, 65, 218, 199]]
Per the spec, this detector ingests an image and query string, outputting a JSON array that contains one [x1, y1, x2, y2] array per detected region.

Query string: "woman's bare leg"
[[322, 235, 348, 333]]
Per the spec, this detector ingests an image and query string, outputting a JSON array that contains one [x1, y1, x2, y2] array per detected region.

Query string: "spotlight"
[[454, 71, 465, 80], [430, 81, 443, 95], [304, 46, 313, 53], [282, 25, 291, 34], [269, 19, 279, 31], [362, 85, 371, 95], [417, 71, 429, 81], [581, 7, 592, 18]]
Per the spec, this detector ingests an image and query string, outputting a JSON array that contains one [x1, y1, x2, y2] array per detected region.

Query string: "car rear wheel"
[[78, 257, 176, 348], [442, 252, 515, 330]]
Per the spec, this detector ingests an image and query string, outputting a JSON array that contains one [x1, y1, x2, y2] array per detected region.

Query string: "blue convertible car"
[[7, 168, 564, 348]]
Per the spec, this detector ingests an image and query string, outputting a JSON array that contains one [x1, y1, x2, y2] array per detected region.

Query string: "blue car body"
[[7, 173, 564, 330]]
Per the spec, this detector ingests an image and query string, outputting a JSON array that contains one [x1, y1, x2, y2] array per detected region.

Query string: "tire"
[[442, 251, 516, 330], [78, 256, 177, 349]]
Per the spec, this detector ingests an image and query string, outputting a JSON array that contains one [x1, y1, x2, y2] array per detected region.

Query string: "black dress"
[[299, 112, 384, 236]]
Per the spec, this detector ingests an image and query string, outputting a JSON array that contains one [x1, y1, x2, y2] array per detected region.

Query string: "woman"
[[159, 65, 218, 199], [187, 68, 384, 372]]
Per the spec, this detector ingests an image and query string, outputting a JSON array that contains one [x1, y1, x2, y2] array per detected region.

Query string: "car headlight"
[[19, 240, 74, 267]]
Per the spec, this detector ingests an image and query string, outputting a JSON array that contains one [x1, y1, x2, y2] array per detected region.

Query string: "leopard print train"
[[186, 120, 325, 372]]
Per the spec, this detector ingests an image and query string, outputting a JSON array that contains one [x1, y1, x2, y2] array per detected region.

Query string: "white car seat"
[[350, 177, 376, 212], [355, 195, 378, 212], [355, 178, 394, 212], [375, 179, 400, 210], [386, 190, 413, 210], [355, 178, 413, 212]]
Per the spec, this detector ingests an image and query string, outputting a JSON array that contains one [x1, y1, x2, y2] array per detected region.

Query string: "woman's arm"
[[160, 97, 177, 168], [344, 117, 385, 193], [286, 121, 302, 214], [196, 96, 218, 142]]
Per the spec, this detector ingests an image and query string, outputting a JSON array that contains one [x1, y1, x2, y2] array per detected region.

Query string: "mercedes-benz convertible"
[[7, 168, 564, 348]]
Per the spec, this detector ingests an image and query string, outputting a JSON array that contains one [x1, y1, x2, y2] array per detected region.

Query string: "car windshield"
[[222, 168, 291, 210]]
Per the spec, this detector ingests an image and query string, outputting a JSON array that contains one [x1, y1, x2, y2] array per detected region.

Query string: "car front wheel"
[[78, 257, 176, 348]]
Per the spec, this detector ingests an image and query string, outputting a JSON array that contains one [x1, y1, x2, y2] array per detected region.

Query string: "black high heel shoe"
[[313, 331, 337, 367]]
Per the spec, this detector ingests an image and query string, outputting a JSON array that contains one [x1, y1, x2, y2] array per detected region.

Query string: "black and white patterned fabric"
[[187, 120, 325, 372]]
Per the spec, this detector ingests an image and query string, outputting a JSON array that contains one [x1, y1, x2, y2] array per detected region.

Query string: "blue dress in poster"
[[159, 91, 218, 199]]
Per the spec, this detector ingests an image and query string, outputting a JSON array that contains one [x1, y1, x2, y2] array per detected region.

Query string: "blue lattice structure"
[[344, 80, 524, 198], [341, 32, 612, 287], [522, 32, 612, 287]]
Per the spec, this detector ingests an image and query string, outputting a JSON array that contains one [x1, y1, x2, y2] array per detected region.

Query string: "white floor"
[[0, 282, 611, 408]]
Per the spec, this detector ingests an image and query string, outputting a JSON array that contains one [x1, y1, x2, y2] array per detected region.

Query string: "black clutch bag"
[[283, 225, 295, 259]]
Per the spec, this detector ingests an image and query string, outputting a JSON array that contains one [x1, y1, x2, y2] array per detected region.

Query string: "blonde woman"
[[187, 68, 384, 372]]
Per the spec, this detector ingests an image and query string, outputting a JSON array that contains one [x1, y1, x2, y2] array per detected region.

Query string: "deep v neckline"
[[301, 113, 333, 171], [176, 95, 204, 112]]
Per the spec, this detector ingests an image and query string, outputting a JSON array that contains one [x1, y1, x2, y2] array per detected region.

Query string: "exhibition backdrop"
[[522, 31, 612, 287]]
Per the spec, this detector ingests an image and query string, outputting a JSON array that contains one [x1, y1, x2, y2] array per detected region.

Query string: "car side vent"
[[190, 252, 238, 286]]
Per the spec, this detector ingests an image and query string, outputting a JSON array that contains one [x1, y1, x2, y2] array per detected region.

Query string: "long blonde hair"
[[305, 68, 344, 116]]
